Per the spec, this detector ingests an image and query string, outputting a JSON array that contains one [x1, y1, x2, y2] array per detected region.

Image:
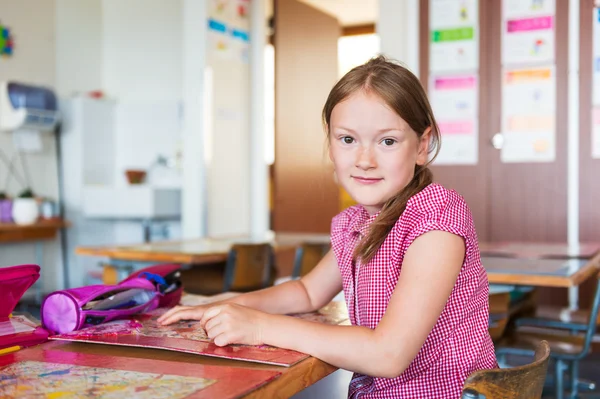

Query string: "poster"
[[501, 66, 556, 163], [208, 18, 233, 60], [502, 0, 555, 65], [429, 0, 478, 72], [208, 1, 250, 63], [430, 74, 478, 164], [592, 108, 600, 159]]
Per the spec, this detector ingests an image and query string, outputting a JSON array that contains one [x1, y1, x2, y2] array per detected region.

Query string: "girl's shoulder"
[[394, 183, 475, 237]]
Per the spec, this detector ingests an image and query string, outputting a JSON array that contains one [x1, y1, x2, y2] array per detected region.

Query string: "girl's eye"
[[342, 136, 354, 144], [382, 138, 396, 146]]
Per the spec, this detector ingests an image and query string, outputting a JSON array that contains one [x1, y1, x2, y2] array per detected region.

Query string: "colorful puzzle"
[[0, 361, 214, 399], [50, 296, 349, 367], [0, 347, 280, 399]]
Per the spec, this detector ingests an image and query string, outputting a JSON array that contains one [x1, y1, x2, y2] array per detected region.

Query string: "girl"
[[159, 56, 497, 398]]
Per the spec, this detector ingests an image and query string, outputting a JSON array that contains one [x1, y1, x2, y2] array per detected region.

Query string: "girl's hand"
[[200, 303, 271, 347], [157, 305, 209, 325]]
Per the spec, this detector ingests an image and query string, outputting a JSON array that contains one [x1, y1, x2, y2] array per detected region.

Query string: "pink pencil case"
[[41, 264, 182, 334], [0, 264, 50, 349]]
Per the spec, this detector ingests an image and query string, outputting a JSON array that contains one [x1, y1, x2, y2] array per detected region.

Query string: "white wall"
[[204, 1, 252, 237], [55, 0, 103, 97], [102, 0, 183, 102], [0, 0, 63, 294], [377, 0, 420, 75]]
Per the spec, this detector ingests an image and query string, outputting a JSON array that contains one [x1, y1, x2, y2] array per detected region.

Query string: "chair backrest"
[[461, 340, 550, 399], [488, 292, 510, 342], [223, 243, 274, 292], [292, 242, 330, 278]]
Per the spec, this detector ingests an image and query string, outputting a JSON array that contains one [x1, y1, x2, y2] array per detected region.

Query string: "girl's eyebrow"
[[333, 127, 405, 134], [333, 126, 357, 133]]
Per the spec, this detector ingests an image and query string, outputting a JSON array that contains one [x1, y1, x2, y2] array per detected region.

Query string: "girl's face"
[[329, 90, 430, 215]]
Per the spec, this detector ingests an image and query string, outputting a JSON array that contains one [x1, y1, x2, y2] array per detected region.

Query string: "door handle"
[[491, 133, 504, 150]]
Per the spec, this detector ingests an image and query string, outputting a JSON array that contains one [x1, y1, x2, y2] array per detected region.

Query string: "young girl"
[[159, 56, 496, 398]]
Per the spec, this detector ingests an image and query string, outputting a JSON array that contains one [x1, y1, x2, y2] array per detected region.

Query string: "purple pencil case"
[[41, 264, 182, 334]]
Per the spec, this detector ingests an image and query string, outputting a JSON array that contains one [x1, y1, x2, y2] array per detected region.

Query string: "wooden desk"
[[0, 218, 70, 243], [479, 241, 600, 259], [75, 232, 331, 265], [38, 340, 336, 399], [484, 251, 600, 287]]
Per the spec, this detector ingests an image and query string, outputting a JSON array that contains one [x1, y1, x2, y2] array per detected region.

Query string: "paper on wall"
[[429, 0, 479, 72], [429, 73, 479, 164], [501, 66, 556, 163]]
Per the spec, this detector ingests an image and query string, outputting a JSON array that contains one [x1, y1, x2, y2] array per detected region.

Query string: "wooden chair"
[[180, 243, 275, 295], [224, 243, 275, 292], [488, 291, 511, 342], [461, 341, 550, 399], [291, 242, 330, 279]]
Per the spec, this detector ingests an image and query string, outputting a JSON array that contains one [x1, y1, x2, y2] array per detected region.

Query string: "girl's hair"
[[322, 55, 441, 263]]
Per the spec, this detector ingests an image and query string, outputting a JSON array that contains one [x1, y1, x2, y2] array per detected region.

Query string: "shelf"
[[0, 219, 70, 243]]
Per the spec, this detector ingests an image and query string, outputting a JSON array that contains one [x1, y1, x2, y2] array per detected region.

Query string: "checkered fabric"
[[331, 183, 497, 399]]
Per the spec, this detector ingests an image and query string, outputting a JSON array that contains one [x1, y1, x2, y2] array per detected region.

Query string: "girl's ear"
[[326, 124, 334, 163], [416, 127, 432, 165]]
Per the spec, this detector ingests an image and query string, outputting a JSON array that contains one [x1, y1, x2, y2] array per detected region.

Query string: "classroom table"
[[479, 241, 600, 260], [483, 252, 600, 288], [11, 290, 509, 399], [75, 231, 331, 283], [76, 231, 331, 265]]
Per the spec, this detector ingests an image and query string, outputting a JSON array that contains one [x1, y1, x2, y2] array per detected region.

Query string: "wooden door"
[[419, 0, 492, 240], [273, 0, 340, 233], [421, 0, 569, 243], [578, 0, 600, 309], [580, 0, 600, 244], [486, 0, 569, 242]]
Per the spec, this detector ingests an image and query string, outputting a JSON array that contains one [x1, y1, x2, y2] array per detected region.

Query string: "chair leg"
[[570, 361, 579, 399], [556, 359, 566, 399]]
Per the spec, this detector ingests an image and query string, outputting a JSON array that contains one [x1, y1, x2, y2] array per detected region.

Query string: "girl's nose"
[[355, 146, 376, 170]]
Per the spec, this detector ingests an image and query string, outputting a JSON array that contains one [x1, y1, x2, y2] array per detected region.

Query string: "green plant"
[[0, 192, 7, 200], [17, 188, 34, 198]]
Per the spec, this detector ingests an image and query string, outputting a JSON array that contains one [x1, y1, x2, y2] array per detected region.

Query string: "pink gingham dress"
[[331, 183, 497, 399]]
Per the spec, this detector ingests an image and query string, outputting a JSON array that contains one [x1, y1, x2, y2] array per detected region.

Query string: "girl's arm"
[[159, 250, 342, 324], [200, 230, 465, 379]]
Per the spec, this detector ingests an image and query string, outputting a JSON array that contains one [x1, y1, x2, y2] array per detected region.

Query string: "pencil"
[[0, 346, 21, 356]]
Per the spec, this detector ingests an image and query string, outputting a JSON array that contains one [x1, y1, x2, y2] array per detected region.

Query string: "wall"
[[0, 0, 63, 294], [377, 0, 420, 75], [102, 0, 182, 103], [55, 0, 103, 97], [101, 0, 185, 254]]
